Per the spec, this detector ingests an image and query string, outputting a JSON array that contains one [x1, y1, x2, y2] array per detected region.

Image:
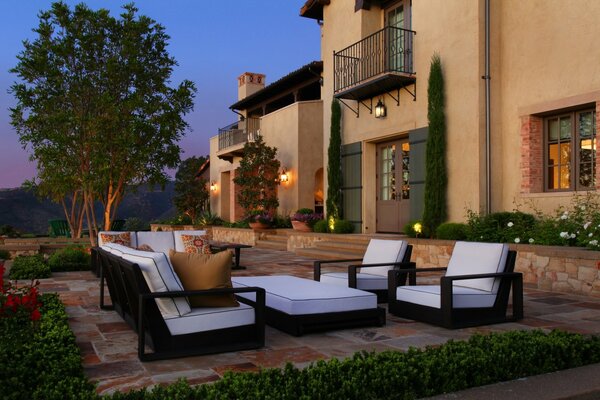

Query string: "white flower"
[[560, 214, 568, 220], [570, 233, 576, 239], [580, 205, 586, 211], [589, 233, 594, 237], [507, 222, 514, 227], [584, 222, 592, 230], [514, 238, 520, 243], [559, 232, 569, 238], [529, 238, 535, 243], [590, 240, 598, 246]]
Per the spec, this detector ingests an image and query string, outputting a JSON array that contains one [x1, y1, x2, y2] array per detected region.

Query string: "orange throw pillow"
[[180, 234, 212, 254], [168, 250, 238, 308], [100, 232, 131, 247]]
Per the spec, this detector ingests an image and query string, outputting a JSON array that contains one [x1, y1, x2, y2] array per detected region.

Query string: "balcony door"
[[386, 1, 411, 73], [376, 139, 410, 233]]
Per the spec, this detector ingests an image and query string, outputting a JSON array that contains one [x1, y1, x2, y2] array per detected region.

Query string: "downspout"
[[484, 0, 491, 214]]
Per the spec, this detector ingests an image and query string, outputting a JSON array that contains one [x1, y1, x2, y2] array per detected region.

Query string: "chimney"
[[238, 72, 266, 101]]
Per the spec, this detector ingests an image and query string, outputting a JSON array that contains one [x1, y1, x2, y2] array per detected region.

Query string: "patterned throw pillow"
[[180, 234, 211, 254], [99, 232, 132, 247], [136, 244, 154, 252]]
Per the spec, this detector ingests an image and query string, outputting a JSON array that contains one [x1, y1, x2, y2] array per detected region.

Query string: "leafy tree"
[[233, 135, 280, 216], [423, 53, 448, 236], [173, 156, 209, 223], [326, 99, 342, 220], [10, 2, 196, 243]]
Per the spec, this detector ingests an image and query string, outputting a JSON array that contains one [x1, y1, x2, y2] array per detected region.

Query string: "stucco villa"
[[209, 62, 324, 222], [298, 0, 600, 234], [211, 0, 599, 233]]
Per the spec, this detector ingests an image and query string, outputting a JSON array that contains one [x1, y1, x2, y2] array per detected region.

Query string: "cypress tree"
[[423, 53, 447, 236], [326, 99, 342, 220]]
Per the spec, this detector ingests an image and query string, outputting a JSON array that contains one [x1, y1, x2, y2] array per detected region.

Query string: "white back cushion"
[[104, 243, 191, 318], [136, 231, 176, 254], [446, 241, 509, 293], [173, 230, 207, 252], [360, 239, 408, 276], [98, 231, 138, 248]]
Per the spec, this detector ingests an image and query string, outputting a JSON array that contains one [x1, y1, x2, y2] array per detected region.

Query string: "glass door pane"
[[387, 5, 404, 72], [380, 144, 396, 200]]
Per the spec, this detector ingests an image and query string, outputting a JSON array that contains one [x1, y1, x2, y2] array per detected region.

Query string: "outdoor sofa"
[[93, 231, 266, 361]]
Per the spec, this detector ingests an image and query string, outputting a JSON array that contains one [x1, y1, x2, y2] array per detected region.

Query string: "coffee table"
[[210, 242, 252, 270]]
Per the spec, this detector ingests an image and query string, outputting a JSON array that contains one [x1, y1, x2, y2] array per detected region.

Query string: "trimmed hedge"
[[436, 222, 469, 240], [9, 254, 51, 279], [47, 246, 91, 272], [0, 294, 96, 400], [108, 330, 600, 400]]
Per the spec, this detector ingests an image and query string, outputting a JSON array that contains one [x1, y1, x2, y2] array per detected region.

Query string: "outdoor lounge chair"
[[313, 239, 413, 302], [96, 246, 265, 361], [387, 241, 523, 329]]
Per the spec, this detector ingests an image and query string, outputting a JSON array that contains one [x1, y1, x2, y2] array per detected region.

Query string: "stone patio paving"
[[38, 248, 600, 395]]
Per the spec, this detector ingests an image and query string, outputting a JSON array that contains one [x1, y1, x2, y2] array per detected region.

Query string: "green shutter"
[[341, 142, 362, 233], [409, 127, 428, 221]]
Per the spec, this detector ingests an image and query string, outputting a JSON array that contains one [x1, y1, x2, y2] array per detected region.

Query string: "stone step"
[[255, 240, 287, 251], [295, 247, 364, 261], [261, 234, 288, 243], [313, 240, 367, 254]]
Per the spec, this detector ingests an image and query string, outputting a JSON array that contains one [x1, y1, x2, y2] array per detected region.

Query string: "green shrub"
[[48, 246, 91, 272], [466, 211, 536, 244], [273, 215, 292, 229], [0, 294, 96, 399], [109, 330, 600, 400], [9, 255, 51, 279], [0, 250, 10, 260], [295, 208, 314, 215], [123, 217, 150, 232], [196, 210, 223, 226], [313, 219, 329, 233], [436, 222, 469, 240], [332, 219, 354, 233], [0, 224, 19, 238]]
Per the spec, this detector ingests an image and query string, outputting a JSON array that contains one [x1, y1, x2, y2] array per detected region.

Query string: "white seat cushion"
[[103, 243, 191, 318], [232, 275, 377, 315], [320, 272, 388, 291], [136, 231, 176, 254], [173, 230, 207, 252], [98, 231, 138, 248], [446, 242, 509, 293], [396, 285, 497, 309], [360, 239, 408, 276], [163, 303, 255, 335]]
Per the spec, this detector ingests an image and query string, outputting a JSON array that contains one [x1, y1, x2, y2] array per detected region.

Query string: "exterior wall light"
[[279, 168, 289, 183], [210, 181, 217, 192], [375, 99, 387, 118]]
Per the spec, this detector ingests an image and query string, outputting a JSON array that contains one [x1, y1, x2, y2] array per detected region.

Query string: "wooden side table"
[[210, 242, 252, 270]]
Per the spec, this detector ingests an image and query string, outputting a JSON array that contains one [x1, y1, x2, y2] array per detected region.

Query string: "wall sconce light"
[[210, 181, 217, 192], [279, 168, 289, 183], [375, 99, 387, 118]]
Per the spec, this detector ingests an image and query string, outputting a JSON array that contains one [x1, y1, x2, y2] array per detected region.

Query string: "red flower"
[[30, 309, 41, 321]]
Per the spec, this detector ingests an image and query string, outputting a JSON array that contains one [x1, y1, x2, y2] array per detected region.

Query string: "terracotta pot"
[[249, 222, 271, 231], [291, 220, 312, 232]]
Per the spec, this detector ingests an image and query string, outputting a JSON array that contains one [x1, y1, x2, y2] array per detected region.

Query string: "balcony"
[[217, 118, 260, 162], [334, 26, 416, 100]]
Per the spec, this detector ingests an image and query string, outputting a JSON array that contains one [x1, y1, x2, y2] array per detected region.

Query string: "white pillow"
[[173, 230, 207, 252], [105, 243, 191, 317], [446, 242, 509, 293], [136, 231, 176, 254], [360, 239, 408, 277]]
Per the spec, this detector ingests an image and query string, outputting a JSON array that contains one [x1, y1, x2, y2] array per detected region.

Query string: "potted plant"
[[291, 208, 323, 232], [246, 211, 274, 230]]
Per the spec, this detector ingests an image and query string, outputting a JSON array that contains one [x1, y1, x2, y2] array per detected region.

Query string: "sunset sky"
[[0, 0, 319, 188]]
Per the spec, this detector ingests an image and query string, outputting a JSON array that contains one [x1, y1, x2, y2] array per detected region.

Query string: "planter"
[[291, 220, 312, 232], [249, 222, 271, 231]]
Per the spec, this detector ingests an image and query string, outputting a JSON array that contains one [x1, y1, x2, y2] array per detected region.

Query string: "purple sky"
[[0, 0, 319, 188]]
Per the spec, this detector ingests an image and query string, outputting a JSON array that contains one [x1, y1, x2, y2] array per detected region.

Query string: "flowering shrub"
[[291, 208, 323, 228], [245, 210, 275, 225], [0, 263, 42, 322]]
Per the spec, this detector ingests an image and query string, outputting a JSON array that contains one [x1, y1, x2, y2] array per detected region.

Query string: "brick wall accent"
[[520, 115, 544, 193], [596, 101, 600, 190]]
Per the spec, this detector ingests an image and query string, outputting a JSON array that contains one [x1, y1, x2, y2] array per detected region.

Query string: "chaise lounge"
[[387, 241, 523, 329]]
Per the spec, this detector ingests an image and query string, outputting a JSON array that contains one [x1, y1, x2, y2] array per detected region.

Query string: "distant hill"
[[0, 182, 176, 234]]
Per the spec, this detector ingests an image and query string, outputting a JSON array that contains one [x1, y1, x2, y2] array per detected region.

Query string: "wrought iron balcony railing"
[[217, 117, 260, 151], [334, 26, 415, 97]]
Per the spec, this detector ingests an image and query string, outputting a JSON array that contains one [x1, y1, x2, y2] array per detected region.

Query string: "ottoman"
[[232, 275, 385, 336]]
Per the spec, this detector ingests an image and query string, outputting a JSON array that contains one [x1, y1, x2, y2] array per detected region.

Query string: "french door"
[[376, 139, 410, 232]]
